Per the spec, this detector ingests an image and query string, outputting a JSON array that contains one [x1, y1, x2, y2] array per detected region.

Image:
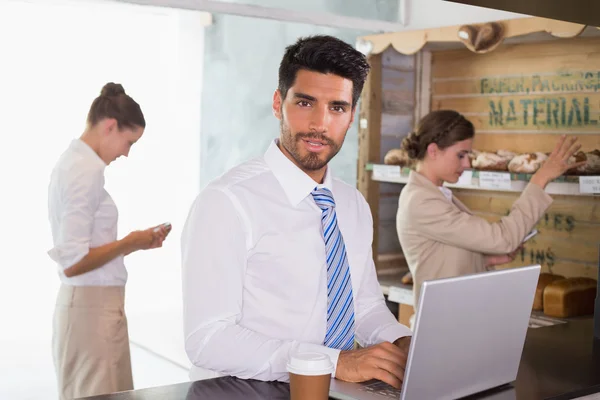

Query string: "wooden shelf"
[[368, 164, 599, 197]]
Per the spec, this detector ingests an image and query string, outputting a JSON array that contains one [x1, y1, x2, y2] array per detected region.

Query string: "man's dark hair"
[[278, 35, 371, 109]]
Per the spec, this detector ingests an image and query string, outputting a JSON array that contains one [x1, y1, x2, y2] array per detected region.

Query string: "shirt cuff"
[[296, 342, 342, 379], [47, 243, 89, 270], [376, 323, 413, 344]]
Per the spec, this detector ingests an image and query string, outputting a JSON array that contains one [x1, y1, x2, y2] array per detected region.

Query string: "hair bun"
[[401, 132, 421, 160], [100, 82, 126, 97]]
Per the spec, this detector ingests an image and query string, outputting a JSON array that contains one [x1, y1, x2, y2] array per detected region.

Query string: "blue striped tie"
[[312, 187, 355, 351]]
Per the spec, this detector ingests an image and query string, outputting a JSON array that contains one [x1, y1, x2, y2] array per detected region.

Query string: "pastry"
[[471, 152, 509, 171], [508, 152, 548, 174], [384, 149, 412, 167], [497, 150, 516, 162], [401, 271, 413, 285], [567, 150, 600, 175], [468, 150, 480, 168]]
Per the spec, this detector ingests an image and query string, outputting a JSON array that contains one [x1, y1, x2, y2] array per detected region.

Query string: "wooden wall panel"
[[454, 189, 600, 279], [430, 37, 600, 280], [376, 48, 416, 268], [431, 36, 600, 154]]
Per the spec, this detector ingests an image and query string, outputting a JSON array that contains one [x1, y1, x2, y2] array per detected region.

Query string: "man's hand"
[[393, 336, 411, 354], [335, 340, 410, 389]]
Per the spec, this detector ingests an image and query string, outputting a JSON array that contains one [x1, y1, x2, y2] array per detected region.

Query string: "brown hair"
[[86, 82, 146, 129], [401, 110, 474, 160]]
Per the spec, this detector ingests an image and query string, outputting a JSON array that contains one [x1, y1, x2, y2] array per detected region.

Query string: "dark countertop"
[[80, 319, 600, 400]]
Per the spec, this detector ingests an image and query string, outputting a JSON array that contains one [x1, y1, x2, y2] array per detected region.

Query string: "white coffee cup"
[[287, 352, 334, 400]]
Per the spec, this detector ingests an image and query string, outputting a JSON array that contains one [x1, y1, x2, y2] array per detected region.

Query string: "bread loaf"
[[533, 273, 564, 311], [567, 150, 600, 175], [384, 148, 412, 167], [401, 271, 413, 285], [543, 277, 597, 318], [508, 152, 548, 174], [471, 152, 509, 171]]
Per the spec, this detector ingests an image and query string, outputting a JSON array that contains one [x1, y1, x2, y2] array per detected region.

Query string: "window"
[[0, 0, 204, 395]]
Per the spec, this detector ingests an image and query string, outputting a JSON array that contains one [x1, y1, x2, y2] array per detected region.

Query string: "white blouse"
[[47, 139, 127, 286]]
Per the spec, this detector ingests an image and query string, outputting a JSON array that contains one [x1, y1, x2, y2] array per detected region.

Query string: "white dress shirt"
[[181, 139, 412, 383], [47, 139, 127, 286], [439, 186, 453, 203]]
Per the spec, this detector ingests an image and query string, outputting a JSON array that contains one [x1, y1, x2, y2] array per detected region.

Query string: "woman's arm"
[[63, 226, 168, 277], [49, 167, 170, 276], [402, 135, 584, 255]]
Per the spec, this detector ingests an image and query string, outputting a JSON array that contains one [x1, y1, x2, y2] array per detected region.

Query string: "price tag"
[[579, 176, 600, 194], [479, 171, 512, 190], [457, 170, 474, 186], [387, 286, 414, 306], [372, 165, 401, 181]]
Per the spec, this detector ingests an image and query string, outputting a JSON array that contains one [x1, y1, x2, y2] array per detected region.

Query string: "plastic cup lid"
[[286, 352, 334, 376]]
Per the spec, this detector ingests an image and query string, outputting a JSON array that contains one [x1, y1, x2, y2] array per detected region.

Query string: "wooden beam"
[[414, 50, 432, 123], [358, 54, 383, 270]]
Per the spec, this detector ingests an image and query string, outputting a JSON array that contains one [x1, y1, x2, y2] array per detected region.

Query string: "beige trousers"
[[52, 285, 133, 400]]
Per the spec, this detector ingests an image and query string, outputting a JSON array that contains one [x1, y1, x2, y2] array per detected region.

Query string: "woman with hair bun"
[[396, 110, 584, 315], [47, 83, 171, 399]]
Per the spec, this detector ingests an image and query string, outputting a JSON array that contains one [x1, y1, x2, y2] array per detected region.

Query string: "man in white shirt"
[[181, 35, 412, 389]]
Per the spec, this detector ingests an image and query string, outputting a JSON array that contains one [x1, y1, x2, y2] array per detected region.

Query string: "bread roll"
[[472, 152, 509, 171], [508, 152, 548, 174], [496, 149, 516, 161], [533, 273, 564, 311], [401, 271, 413, 285], [543, 277, 597, 318], [468, 150, 480, 168], [384, 148, 412, 167], [567, 150, 600, 175]]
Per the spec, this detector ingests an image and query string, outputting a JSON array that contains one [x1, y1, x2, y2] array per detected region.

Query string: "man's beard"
[[279, 118, 345, 171]]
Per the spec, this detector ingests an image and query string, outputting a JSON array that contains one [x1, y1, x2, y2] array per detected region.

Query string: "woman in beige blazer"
[[396, 110, 584, 311]]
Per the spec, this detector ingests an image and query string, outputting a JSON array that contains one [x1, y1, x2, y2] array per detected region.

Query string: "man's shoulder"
[[206, 157, 271, 193], [331, 177, 369, 211]]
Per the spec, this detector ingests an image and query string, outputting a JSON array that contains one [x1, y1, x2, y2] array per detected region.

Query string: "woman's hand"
[[122, 224, 172, 255], [530, 135, 586, 189], [484, 245, 523, 268]]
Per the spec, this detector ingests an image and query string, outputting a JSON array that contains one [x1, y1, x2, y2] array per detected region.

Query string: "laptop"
[[330, 265, 541, 400]]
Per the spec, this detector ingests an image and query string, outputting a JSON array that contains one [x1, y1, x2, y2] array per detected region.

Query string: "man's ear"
[[272, 90, 283, 120]]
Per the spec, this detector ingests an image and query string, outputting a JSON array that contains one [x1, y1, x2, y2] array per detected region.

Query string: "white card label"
[[372, 165, 401, 181], [387, 286, 414, 306], [579, 176, 600, 194], [457, 170, 474, 186], [479, 171, 512, 190]]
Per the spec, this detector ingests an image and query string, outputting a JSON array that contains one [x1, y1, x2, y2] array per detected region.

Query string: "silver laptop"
[[330, 265, 541, 400]]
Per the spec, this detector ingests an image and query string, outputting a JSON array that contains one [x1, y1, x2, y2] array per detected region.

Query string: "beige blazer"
[[396, 170, 553, 307]]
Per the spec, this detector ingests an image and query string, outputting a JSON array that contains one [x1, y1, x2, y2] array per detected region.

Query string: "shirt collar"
[[264, 139, 334, 207], [438, 186, 453, 202], [71, 139, 107, 169]]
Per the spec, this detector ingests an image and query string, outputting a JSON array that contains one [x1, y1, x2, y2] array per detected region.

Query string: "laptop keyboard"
[[361, 380, 402, 398]]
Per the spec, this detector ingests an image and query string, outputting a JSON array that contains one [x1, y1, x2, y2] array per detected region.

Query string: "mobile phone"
[[522, 229, 538, 243], [153, 222, 172, 233]]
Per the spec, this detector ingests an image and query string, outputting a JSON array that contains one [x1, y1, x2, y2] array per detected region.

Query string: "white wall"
[[403, 0, 528, 30], [0, 0, 204, 397]]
